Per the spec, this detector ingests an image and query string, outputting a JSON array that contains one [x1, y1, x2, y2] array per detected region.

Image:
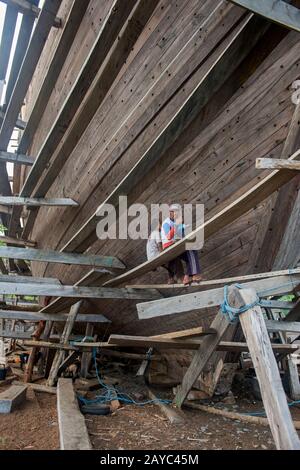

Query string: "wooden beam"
[[137, 274, 300, 320], [40, 268, 120, 314], [3, 0, 39, 106], [62, 13, 269, 254], [0, 3, 18, 82], [18, 0, 139, 199], [0, 0, 62, 152], [0, 281, 162, 300], [256, 158, 300, 171], [106, 335, 299, 354], [0, 235, 36, 247], [232, 286, 300, 450], [265, 320, 300, 334], [0, 274, 60, 284], [1, 0, 61, 27], [128, 267, 300, 289], [152, 327, 216, 339], [229, 0, 300, 32], [0, 309, 109, 323], [80, 323, 94, 378], [20, 0, 159, 239], [0, 197, 79, 207], [106, 149, 300, 287], [0, 246, 125, 269], [17, 0, 89, 156], [48, 301, 82, 387], [0, 110, 26, 130], [0, 151, 34, 166], [57, 378, 91, 450]]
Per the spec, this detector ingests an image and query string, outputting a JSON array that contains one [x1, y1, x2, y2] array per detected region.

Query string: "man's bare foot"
[[192, 274, 203, 283], [183, 274, 191, 285]]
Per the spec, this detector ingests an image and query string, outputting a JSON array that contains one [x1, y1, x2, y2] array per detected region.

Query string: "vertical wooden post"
[[287, 356, 300, 401], [231, 286, 300, 450], [174, 312, 229, 408], [47, 301, 82, 387], [80, 323, 94, 378]]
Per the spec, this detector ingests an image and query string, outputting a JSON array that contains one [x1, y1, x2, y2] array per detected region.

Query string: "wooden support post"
[[231, 286, 300, 450], [47, 301, 83, 387], [24, 320, 46, 383], [174, 312, 230, 408], [80, 323, 94, 378], [287, 356, 300, 401]]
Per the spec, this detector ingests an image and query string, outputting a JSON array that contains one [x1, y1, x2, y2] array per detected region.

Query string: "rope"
[[220, 283, 263, 324], [244, 400, 300, 417], [77, 348, 171, 407]]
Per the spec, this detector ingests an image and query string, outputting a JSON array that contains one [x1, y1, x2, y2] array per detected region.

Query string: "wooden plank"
[[0, 235, 36, 247], [0, 0, 62, 151], [106, 335, 299, 354], [229, 0, 300, 32], [3, 1, 39, 106], [24, 340, 78, 351], [0, 309, 109, 323], [57, 378, 91, 450], [13, 381, 56, 395], [0, 274, 59, 284], [0, 150, 34, 166], [20, 0, 160, 239], [0, 246, 125, 269], [0, 282, 162, 300], [137, 274, 300, 320], [256, 158, 300, 171], [40, 268, 122, 314], [106, 149, 300, 287], [0, 197, 79, 207], [173, 312, 230, 408], [62, 13, 269, 254], [80, 323, 94, 378], [185, 402, 300, 431], [128, 267, 300, 289], [0, 259, 8, 275], [152, 327, 216, 339], [147, 388, 184, 425], [47, 301, 82, 387], [0, 110, 26, 130], [18, 0, 89, 156], [0, 3, 18, 82], [287, 356, 300, 401], [18, 0, 138, 200], [1, 0, 61, 27], [265, 320, 300, 334], [0, 384, 27, 413], [233, 286, 300, 450]]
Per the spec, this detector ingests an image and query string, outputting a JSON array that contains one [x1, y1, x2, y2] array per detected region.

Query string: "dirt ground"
[[0, 387, 59, 450], [0, 368, 299, 450]]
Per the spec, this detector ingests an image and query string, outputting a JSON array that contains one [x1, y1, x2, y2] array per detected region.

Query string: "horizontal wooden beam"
[[1, 0, 62, 27], [137, 274, 300, 320], [62, 13, 269, 254], [0, 235, 36, 247], [107, 335, 299, 354], [265, 320, 300, 334], [256, 158, 300, 171], [40, 268, 118, 314], [0, 246, 125, 269], [0, 281, 162, 300], [229, 0, 300, 32], [0, 151, 34, 166], [152, 327, 216, 339], [106, 149, 300, 287], [0, 274, 60, 285], [127, 267, 300, 290], [0, 309, 109, 323], [0, 197, 79, 207]]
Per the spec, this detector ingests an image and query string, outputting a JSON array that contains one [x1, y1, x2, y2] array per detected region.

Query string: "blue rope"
[[244, 400, 300, 417], [220, 283, 263, 324], [77, 348, 172, 407]]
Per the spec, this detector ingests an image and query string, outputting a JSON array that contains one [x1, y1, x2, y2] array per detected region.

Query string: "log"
[[256, 158, 300, 171]]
